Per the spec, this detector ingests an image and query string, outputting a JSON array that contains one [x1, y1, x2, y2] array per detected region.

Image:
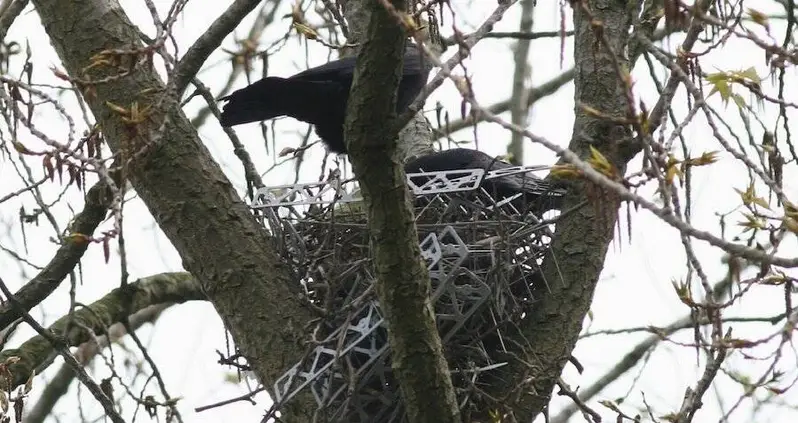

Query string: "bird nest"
[[251, 168, 559, 422]]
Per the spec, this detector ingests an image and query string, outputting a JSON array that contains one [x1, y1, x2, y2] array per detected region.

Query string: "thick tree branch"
[[0, 273, 202, 390], [341, 0, 435, 160], [30, 0, 317, 419], [343, 0, 459, 421], [483, 1, 634, 420]]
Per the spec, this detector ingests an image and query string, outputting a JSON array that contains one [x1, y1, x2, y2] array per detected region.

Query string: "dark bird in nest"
[[219, 43, 432, 155], [404, 148, 566, 214]]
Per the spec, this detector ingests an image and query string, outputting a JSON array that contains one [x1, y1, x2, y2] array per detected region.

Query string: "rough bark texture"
[[30, 1, 316, 419], [484, 1, 633, 420], [344, 1, 460, 422]]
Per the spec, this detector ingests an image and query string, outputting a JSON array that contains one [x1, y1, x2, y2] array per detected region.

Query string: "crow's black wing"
[[405, 148, 505, 173], [451, 149, 564, 211], [291, 55, 359, 81], [291, 44, 425, 82], [457, 150, 559, 197], [401, 43, 432, 75], [405, 148, 564, 213], [405, 148, 490, 173], [396, 47, 432, 111]]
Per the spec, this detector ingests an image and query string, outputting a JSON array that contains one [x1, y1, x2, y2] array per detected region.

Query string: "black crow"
[[404, 148, 565, 213], [219, 44, 431, 154]]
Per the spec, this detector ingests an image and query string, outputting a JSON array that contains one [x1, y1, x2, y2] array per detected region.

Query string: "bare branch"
[[507, 0, 537, 163], [0, 276, 128, 423], [24, 304, 172, 423], [0, 272, 203, 390], [435, 68, 574, 138], [0, 174, 119, 331], [173, 0, 264, 96], [395, 0, 520, 132]]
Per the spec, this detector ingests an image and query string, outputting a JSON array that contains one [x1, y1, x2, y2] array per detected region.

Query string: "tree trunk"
[[343, 0, 461, 421], [483, 1, 634, 420], [31, 0, 317, 419]]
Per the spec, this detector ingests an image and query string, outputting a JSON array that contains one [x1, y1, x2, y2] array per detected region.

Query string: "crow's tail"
[[219, 77, 340, 127]]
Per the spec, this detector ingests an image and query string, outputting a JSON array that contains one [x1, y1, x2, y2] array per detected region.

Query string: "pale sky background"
[[0, 1, 797, 422]]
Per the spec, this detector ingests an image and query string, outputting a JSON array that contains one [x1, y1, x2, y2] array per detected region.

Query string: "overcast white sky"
[[1, 1, 797, 422]]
